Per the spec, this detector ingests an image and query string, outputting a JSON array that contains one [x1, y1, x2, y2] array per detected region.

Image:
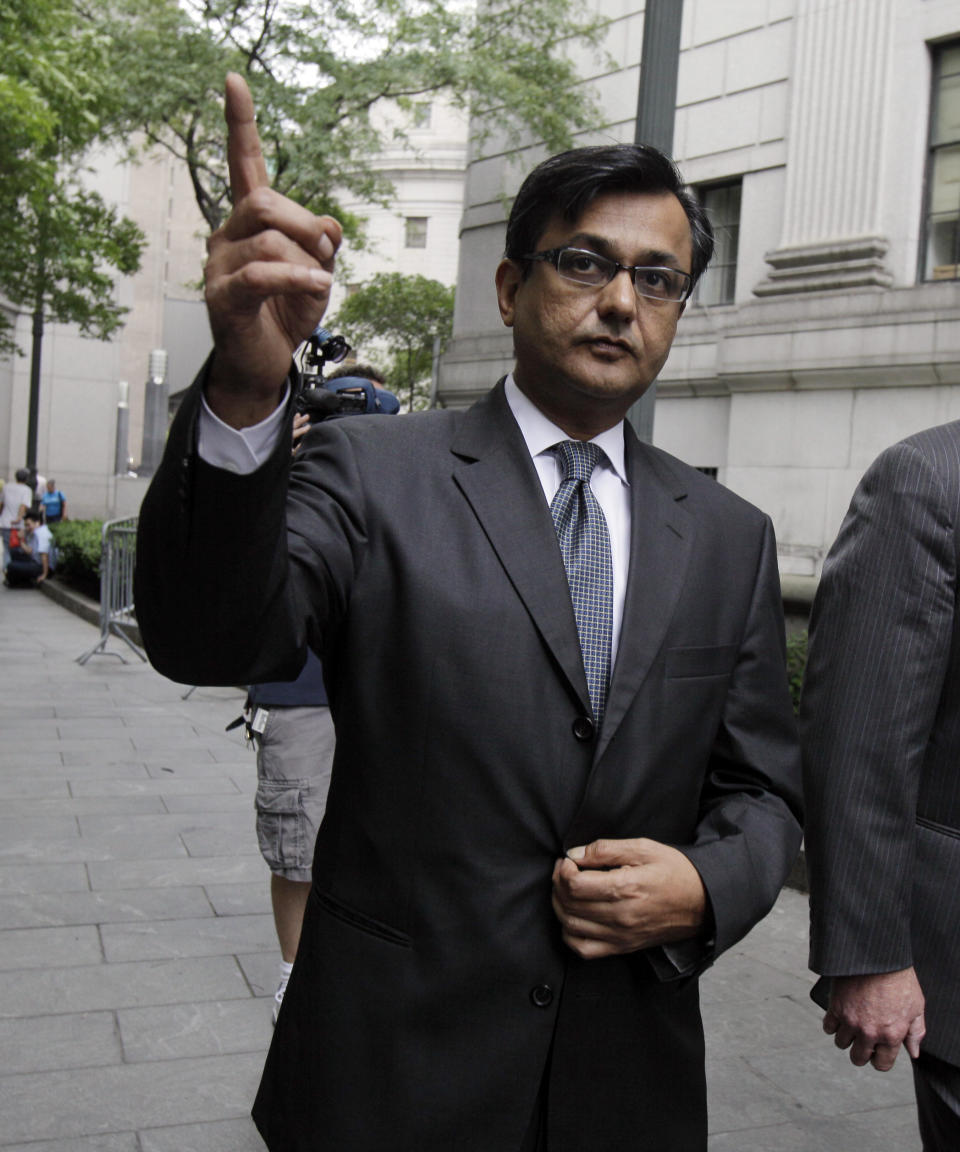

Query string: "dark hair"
[[15, 468, 31, 484], [24, 508, 41, 523], [504, 144, 714, 286], [326, 362, 387, 386]]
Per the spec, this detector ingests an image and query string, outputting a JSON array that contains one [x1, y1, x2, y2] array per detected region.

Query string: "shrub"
[[785, 630, 807, 715], [50, 519, 102, 599]]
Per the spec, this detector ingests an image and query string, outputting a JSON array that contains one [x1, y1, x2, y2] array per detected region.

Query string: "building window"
[[693, 181, 742, 306], [923, 40, 960, 282], [412, 102, 432, 129], [405, 217, 428, 249]]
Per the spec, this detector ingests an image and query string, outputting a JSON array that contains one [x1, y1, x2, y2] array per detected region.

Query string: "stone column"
[[755, 0, 896, 296]]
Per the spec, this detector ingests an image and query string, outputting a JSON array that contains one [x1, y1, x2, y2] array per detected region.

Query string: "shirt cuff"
[[197, 384, 291, 474], [646, 936, 713, 981]]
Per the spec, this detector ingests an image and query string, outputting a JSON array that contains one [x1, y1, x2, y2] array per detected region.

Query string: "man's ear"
[[495, 258, 522, 328]]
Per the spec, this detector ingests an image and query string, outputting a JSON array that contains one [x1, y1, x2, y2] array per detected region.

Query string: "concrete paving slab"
[[0, 777, 70, 799], [143, 759, 253, 778], [69, 776, 242, 798], [0, 1052, 263, 1143], [0, 750, 65, 767], [0, 830, 187, 865], [76, 810, 252, 839], [0, 862, 89, 894], [204, 883, 271, 918], [118, 998, 271, 1062], [700, 949, 814, 1005], [235, 951, 277, 1000], [0, 795, 165, 818], [1, 1136, 139, 1152], [0, 705, 57, 720], [101, 913, 275, 963], [88, 856, 266, 890], [13, 738, 137, 757], [180, 828, 263, 858], [704, 991, 822, 1056], [0, 886, 213, 929], [742, 1042, 918, 1117], [23, 762, 152, 778], [707, 1105, 921, 1151], [0, 1010, 120, 1075], [0, 956, 250, 1017], [161, 793, 254, 814], [60, 748, 149, 767], [0, 817, 80, 841], [0, 924, 103, 969], [138, 1117, 264, 1152]]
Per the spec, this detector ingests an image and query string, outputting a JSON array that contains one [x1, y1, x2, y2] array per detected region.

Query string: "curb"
[[39, 577, 144, 648]]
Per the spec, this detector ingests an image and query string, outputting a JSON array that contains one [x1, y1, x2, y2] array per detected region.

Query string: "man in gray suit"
[[802, 422, 960, 1150], [136, 73, 802, 1150]]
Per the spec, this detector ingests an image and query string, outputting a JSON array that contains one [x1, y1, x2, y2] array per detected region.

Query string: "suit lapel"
[[594, 427, 694, 763], [450, 382, 591, 713]]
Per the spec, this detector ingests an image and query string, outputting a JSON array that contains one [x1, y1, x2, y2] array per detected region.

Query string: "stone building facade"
[[438, 0, 960, 585]]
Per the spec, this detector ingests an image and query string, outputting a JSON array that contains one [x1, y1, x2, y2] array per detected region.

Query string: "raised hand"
[[203, 72, 343, 427]]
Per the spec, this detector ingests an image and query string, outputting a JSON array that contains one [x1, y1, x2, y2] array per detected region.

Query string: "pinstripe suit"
[[802, 421, 960, 1133]]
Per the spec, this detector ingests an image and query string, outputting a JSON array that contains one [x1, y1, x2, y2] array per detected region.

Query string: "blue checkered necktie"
[[549, 440, 614, 726]]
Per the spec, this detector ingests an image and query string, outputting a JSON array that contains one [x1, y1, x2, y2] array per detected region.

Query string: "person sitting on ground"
[[5, 510, 53, 587]]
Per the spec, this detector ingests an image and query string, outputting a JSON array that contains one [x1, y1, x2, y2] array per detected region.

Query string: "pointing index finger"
[[225, 72, 270, 202]]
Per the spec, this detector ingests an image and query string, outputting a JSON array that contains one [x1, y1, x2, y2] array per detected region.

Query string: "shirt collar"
[[503, 374, 629, 486]]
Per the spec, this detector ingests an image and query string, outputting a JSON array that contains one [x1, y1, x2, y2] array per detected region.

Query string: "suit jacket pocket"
[[313, 889, 412, 948], [665, 644, 738, 680]]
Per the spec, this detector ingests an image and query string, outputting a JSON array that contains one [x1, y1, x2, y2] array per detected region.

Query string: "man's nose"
[[596, 267, 638, 319]]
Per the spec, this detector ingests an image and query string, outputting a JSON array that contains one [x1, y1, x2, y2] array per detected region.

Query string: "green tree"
[[1, 0, 146, 467], [333, 274, 455, 411], [101, 0, 602, 233]]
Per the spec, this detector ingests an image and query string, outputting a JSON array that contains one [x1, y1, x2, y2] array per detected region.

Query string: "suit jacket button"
[[572, 716, 595, 742], [530, 984, 554, 1008]]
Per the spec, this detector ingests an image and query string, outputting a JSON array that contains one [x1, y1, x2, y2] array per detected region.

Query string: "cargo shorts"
[[254, 705, 335, 883]]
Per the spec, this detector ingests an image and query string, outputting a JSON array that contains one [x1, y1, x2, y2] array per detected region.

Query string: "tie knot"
[[553, 439, 603, 483]]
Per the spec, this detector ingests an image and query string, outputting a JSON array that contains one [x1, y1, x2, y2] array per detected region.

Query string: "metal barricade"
[[77, 516, 148, 665]]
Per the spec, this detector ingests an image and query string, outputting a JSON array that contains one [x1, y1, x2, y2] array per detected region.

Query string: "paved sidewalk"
[[0, 586, 920, 1150]]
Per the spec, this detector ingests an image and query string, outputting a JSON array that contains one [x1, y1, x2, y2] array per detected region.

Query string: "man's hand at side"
[[204, 72, 342, 428], [551, 838, 707, 960], [823, 967, 926, 1071]]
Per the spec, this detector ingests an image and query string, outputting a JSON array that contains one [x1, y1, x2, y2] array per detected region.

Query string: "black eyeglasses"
[[522, 247, 693, 303]]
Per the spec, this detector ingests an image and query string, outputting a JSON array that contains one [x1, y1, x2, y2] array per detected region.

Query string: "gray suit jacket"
[[136, 375, 802, 1151], [802, 420, 960, 1067]]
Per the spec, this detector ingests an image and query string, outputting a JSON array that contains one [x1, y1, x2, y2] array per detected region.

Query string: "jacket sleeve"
[[679, 515, 804, 962], [801, 441, 956, 977], [134, 363, 365, 687]]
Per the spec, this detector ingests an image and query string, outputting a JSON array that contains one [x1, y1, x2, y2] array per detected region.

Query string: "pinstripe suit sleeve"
[[801, 438, 957, 977]]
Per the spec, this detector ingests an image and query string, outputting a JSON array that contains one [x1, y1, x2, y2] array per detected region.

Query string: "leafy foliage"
[[50, 518, 102, 598], [785, 630, 807, 715], [0, 0, 145, 356], [332, 273, 454, 410], [99, 0, 602, 232]]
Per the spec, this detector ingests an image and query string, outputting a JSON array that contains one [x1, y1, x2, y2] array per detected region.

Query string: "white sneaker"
[[272, 976, 288, 1026]]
